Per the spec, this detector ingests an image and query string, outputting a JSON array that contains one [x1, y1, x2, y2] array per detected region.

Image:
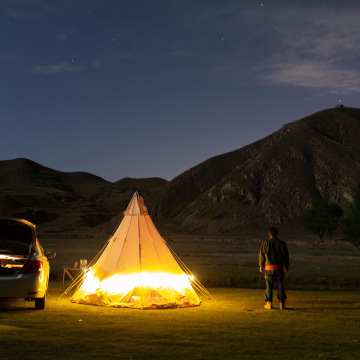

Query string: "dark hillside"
[[152, 107, 360, 234], [0, 158, 167, 229], [0, 159, 112, 227], [94, 177, 168, 214]]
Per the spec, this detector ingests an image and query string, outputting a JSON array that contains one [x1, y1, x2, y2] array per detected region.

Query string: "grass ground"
[[41, 231, 360, 291], [0, 285, 359, 360]]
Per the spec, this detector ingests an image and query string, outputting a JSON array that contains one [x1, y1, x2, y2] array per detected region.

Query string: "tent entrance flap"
[[69, 192, 210, 309]]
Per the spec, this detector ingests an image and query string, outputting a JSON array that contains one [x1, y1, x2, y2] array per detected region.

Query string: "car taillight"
[[20, 260, 43, 274]]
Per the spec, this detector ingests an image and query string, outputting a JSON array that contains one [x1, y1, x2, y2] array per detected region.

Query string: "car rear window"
[[0, 221, 34, 245]]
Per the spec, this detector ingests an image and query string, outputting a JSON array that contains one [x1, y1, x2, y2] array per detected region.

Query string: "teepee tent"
[[69, 192, 209, 309]]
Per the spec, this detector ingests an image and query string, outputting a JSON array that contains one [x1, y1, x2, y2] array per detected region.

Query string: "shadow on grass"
[[0, 299, 38, 312]]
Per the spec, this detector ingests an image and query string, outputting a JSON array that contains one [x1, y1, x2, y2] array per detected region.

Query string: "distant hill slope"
[[1, 107, 359, 235], [0, 158, 168, 228], [152, 107, 360, 234]]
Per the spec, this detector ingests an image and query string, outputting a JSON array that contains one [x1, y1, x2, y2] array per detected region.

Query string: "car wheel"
[[35, 296, 45, 310]]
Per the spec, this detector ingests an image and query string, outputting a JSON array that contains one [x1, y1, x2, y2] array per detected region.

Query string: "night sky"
[[1, 0, 360, 182]]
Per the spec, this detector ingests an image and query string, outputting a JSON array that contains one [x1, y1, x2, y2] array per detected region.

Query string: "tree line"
[[300, 186, 360, 249]]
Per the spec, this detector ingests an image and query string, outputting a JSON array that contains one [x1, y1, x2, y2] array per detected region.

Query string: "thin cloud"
[[30, 62, 84, 74], [265, 60, 360, 95], [118, 51, 137, 60], [171, 50, 192, 58], [262, 6, 360, 94], [0, 52, 12, 61], [93, 59, 101, 67], [56, 32, 68, 41], [4, 0, 59, 21]]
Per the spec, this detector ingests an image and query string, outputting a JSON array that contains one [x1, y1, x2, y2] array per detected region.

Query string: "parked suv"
[[0, 218, 55, 309]]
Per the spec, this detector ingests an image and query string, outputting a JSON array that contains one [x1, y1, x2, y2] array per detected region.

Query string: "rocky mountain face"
[[0, 158, 167, 229], [152, 107, 360, 234], [1, 107, 359, 235]]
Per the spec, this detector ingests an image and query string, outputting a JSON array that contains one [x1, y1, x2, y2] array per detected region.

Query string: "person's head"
[[268, 227, 278, 238]]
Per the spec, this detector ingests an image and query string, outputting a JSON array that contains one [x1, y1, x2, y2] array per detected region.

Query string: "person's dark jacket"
[[259, 236, 290, 272]]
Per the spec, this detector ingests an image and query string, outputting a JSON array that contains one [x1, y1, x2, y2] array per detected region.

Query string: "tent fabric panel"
[[92, 215, 131, 280], [112, 215, 141, 274], [137, 215, 166, 273], [144, 215, 184, 274]]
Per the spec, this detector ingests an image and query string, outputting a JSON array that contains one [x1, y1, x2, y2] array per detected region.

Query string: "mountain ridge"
[[151, 107, 360, 233], [1, 107, 360, 235]]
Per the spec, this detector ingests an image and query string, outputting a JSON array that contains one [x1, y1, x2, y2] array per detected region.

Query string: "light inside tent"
[[80, 267, 197, 298]]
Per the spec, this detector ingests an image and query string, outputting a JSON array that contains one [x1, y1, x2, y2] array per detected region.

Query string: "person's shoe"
[[264, 302, 272, 309], [279, 302, 286, 310]]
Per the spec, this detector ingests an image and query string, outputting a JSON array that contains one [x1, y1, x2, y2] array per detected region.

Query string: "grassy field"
[[1, 285, 359, 360], [2, 230, 360, 360], [40, 230, 360, 291]]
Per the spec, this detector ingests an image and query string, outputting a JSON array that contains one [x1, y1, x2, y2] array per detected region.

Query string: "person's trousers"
[[264, 270, 286, 303]]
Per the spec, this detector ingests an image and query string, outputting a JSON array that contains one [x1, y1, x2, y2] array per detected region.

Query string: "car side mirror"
[[46, 251, 56, 259]]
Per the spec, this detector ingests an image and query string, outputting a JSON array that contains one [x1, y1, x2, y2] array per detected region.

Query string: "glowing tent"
[[69, 192, 209, 309]]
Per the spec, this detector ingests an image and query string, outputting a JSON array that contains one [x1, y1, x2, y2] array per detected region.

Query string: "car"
[[0, 217, 56, 309]]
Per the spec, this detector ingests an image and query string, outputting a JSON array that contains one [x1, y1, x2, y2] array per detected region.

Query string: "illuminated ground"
[[1, 284, 359, 360]]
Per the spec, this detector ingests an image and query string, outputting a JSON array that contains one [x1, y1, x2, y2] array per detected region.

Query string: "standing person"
[[259, 227, 290, 310]]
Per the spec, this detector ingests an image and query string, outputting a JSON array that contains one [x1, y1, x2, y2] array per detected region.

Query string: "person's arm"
[[283, 243, 290, 272], [259, 243, 265, 272]]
